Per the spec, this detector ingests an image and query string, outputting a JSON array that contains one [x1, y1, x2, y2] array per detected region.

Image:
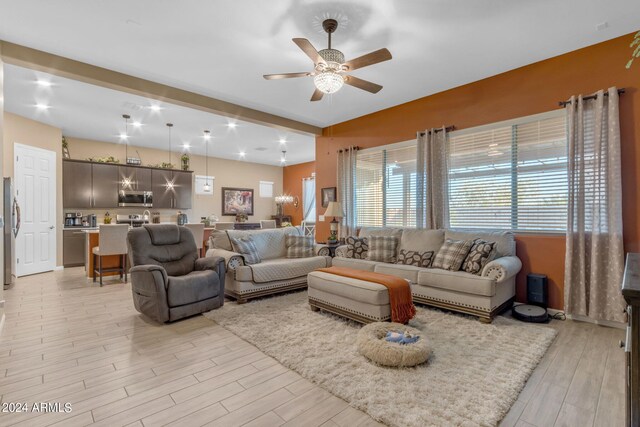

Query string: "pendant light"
[[122, 114, 130, 159], [166, 123, 174, 189], [203, 130, 211, 193]]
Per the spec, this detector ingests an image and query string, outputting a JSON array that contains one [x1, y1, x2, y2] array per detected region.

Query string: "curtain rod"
[[336, 146, 360, 153], [418, 125, 455, 136], [558, 88, 625, 107]]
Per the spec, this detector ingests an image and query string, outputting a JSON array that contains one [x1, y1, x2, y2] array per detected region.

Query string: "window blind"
[[355, 143, 417, 227], [448, 114, 567, 232]]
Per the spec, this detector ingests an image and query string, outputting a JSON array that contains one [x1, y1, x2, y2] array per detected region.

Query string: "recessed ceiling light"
[[279, 137, 287, 144], [183, 143, 190, 149], [35, 103, 50, 110], [149, 105, 162, 112], [119, 133, 129, 140], [239, 151, 246, 157], [227, 122, 237, 129], [36, 80, 52, 87], [132, 121, 142, 128]]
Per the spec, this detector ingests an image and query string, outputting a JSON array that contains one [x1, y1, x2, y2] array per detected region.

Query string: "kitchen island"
[[82, 226, 215, 278]]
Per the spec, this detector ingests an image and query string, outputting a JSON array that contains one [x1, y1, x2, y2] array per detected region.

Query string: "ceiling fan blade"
[[342, 48, 392, 71], [263, 72, 311, 80], [293, 38, 325, 65], [344, 76, 383, 94], [310, 88, 324, 102]]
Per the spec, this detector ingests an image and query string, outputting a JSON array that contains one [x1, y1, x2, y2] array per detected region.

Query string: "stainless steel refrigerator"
[[4, 178, 20, 287]]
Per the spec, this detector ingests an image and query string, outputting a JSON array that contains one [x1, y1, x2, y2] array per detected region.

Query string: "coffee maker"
[[65, 212, 82, 227]]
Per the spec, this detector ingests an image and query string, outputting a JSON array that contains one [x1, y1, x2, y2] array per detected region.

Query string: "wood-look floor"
[[0, 268, 626, 427]]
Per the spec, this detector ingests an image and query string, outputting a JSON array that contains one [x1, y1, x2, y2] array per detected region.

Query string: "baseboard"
[[0, 310, 5, 337], [513, 302, 625, 329], [54, 266, 64, 271]]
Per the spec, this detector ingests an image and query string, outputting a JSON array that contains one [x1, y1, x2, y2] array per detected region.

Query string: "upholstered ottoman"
[[307, 270, 391, 323]]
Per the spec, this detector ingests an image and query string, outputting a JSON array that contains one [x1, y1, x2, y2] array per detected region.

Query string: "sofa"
[[207, 227, 331, 303], [127, 224, 226, 323], [332, 227, 522, 323]]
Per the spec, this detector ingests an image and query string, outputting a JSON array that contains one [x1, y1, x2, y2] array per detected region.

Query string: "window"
[[447, 112, 567, 232], [355, 142, 417, 227], [302, 177, 316, 223], [259, 181, 273, 198]]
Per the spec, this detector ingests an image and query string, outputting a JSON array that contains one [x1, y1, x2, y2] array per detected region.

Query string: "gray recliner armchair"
[[127, 224, 225, 323]]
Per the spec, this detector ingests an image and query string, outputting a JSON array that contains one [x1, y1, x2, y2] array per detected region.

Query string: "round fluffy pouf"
[[356, 322, 431, 367]]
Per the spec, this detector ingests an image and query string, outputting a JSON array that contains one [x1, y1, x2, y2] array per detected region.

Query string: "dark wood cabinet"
[[119, 166, 152, 192], [152, 169, 192, 209], [63, 160, 93, 208], [173, 171, 193, 209], [91, 163, 119, 208], [63, 230, 86, 267], [63, 159, 192, 210], [271, 215, 292, 227]]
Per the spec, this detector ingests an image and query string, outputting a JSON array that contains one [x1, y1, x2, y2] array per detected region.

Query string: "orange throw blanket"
[[316, 266, 416, 324]]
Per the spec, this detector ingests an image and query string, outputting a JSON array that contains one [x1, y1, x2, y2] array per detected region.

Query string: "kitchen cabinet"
[[152, 169, 193, 209], [63, 229, 86, 267], [91, 163, 119, 208], [119, 166, 152, 192], [63, 161, 93, 208]]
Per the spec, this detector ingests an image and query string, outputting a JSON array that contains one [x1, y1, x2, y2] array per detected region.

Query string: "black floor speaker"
[[513, 273, 549, 322]]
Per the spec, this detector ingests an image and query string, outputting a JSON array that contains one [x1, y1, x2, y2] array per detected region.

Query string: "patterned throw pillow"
[[367, 236, 399, 263], [432, 239, 474, 271], [396, 249, 434, 268], [230, 236, 261, 265], [346, 236, 368, 259], [462, 239, 496, 275], [286, 235, 314, 258]]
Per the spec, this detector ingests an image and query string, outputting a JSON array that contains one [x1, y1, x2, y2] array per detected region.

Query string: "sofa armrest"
[[130, 264, 168, 288], [195, 256, 226, 296], [482, 256, 522, 283], [207, 248, 245, 271]]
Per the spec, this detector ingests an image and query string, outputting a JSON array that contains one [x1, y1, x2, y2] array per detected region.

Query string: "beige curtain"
[[564, 87, 626, 323], [337, 146, 357, 238], [416, 127, 449, 229]]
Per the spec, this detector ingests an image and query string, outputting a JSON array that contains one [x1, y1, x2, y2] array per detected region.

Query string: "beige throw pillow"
[[286, 235, 314, 258], [230, 236, 261, 265], [367, 236, 399, 263], [432, 239, 474, 271]]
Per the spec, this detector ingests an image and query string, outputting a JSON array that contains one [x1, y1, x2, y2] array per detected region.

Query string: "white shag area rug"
[[204, 292, 557, 427]]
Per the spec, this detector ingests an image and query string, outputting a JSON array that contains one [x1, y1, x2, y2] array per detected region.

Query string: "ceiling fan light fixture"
[[314, 70, 344, 94]]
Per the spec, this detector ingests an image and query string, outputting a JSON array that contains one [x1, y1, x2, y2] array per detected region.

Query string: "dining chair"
[[214, 222, 235, 230], [185, 223, 206, 257], [260, 219, 277, 229]]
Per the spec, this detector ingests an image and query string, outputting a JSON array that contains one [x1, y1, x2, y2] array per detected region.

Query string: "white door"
[[14, 143, 56, 276]]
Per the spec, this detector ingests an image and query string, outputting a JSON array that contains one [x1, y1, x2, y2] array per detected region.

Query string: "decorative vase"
[[181, 157, 189, 171]]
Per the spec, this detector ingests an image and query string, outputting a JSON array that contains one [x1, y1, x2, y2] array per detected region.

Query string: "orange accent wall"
[[283, 161, 315, 226], [312, 32, 640, 310]]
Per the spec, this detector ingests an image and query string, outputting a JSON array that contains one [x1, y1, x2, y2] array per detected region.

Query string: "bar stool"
[[93, 224, 129, 286], [184, 223, 205, 257]]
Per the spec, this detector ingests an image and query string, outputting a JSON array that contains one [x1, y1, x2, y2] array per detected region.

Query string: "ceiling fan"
[[263, 19, 392, 101]]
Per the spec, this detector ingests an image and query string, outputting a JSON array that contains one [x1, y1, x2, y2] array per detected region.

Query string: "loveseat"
[[207, 227, 331, 303], [332, 227, 522, 323]]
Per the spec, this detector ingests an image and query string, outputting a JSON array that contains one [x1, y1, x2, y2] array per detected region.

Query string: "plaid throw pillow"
[[432, 239, 473, 271], [367, 236, 399, 263], [462, 239, 496, 275], [396, 249, 434, 268], [286, 235, 314, 258], [230, 236, 261, 265], [346, 236, 368, 259]]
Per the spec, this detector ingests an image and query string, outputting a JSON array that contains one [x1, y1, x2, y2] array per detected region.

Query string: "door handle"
[[49, 225, 55, 230]]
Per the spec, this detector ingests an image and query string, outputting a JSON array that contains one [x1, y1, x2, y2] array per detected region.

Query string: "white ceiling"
[[1, 0, 639, 128], [3, 64, 316, 166]]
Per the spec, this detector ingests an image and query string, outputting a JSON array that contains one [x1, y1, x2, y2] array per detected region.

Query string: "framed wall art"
[[222, 187, 254, 216]]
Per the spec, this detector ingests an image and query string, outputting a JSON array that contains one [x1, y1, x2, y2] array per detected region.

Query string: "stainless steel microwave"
[[118, 190, 153, 207]]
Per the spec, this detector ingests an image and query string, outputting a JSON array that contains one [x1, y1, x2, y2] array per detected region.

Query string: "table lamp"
[[324, 202, 343, 243]]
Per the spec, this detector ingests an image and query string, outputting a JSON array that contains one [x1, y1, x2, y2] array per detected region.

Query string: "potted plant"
[[181, 153, 190, 171]]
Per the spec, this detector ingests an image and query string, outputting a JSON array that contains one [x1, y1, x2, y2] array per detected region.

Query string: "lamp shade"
[[325, 202, 343, 218]]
